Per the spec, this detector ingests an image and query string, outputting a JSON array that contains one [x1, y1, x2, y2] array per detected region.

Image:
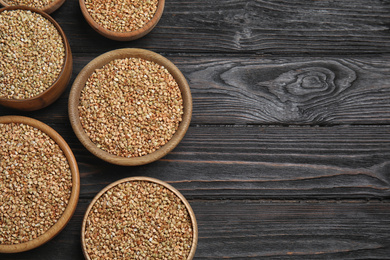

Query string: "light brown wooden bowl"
[[69, 48, 192, 166], [79, 0, 164, 41], [0, 0, 65, 14], [81, 176, 198, 260], [0, 6, 72, 111], [0, 115, 80, 253]]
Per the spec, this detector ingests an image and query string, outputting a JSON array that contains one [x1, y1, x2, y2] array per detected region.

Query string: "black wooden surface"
[[1, 0, 390, 259]]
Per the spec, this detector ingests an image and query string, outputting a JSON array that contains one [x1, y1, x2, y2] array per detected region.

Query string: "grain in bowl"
[[69, 48, 192, 166], [82, 177, 198, 260], [0, 116, 80, 253], [79, 0, 165, 41], [85, 0, 158, 32], [0, 0, 66, 13], [79, 57, 183, 158], [0, 6, 72, 111]]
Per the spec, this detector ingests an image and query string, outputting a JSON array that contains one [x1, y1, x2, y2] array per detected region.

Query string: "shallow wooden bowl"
[[81, 176, 198, 260], [69, 48, 192, 166], [79, 0, 164, 41], [0, 6, 72, 111], [0, 115, 80, 253], [0, 0, 66, 13]]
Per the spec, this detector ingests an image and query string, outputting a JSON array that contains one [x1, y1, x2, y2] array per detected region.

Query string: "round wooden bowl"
[[81, 176, 198, 260], [69, 48, 192, 166], [0, 0, 65, 14], [0, 115, 80, 253], [79, 0, 164, 41], [0, 6, 72, 111]]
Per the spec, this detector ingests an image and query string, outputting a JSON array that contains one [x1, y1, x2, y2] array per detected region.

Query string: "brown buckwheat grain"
[[0, 123, 72, 244], [84, 0, 159, 32], [0, 9, 65, 100], [3, 0, 57, 10], [78, 57, 184, 158], [84, 180, 193, 259]]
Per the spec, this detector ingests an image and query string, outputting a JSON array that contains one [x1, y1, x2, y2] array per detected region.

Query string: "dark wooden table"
[[1, 0, 390, 259]]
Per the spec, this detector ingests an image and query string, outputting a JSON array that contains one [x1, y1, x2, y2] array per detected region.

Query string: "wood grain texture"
[[1, 116, 387, 200], [1, 56, 390, 198], [73, 125, 390, 199], [183, 56, 390, 125], [49, 0, 390, 55], [193, 200, 390, 259], [1, 116, 383, 200], [2, 55, 390, 125], [1, 0, 390, 258], [1, 200, 389, 259]]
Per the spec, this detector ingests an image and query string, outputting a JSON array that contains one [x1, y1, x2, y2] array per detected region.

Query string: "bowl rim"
[[0, 115, 80, 253], [81, 176, 198, 260], [0, 0, 65, 13], [79, 0, 165, 41], [68, 48, 192, 166], [0, 6, 71, 104]]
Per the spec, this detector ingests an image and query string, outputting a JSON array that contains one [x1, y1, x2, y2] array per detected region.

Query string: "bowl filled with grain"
[[81, 176, 198, 260], [79, 0, 164, 41], [0, 0, 66, 14], [0, 6, 72, 111], [0, 115, 80, 253], [69, 48, 192, 166]]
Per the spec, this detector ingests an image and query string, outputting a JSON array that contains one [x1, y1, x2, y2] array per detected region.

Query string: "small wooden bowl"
[[0, 6, 72, 111], [0, 0, 65, 14], [69, 48, 192, 166], [79, 0, 165, 41], [0, 115, 80, 253], [81, 176, 198, 260]]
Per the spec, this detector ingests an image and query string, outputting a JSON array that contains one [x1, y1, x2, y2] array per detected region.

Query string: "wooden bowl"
[[0, 6, 72, 111], [0, 0, 65, 14], [0, 115, 80, 253], [69, 48, 192, 166], [79, 0, 164, 41], [81, 176, 198, 260]]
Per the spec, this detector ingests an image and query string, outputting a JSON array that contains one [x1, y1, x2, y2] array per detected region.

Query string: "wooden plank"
[[193, 200, 390, 259], [50, 0, 390, 55], [65, 125, 390, 199], [1, 121, 385, 200], [2, 55, 390, 125], [1, 200, 389, 259], [1, 1, 389, 259], [182, 56, 390, 125], [1, 55, 390, 199]]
